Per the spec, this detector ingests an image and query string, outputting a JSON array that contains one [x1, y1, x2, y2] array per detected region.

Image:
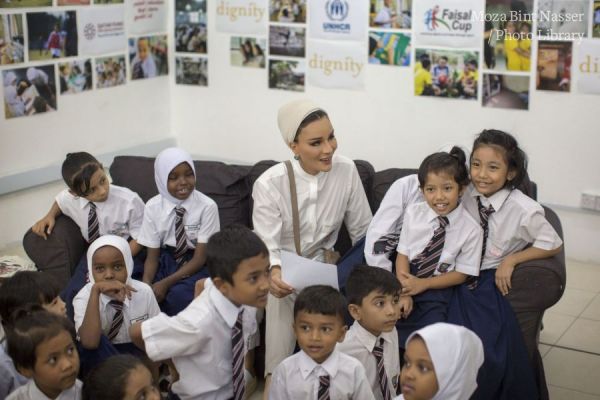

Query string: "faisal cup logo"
[[424, 5, 450, 31], [326, 0, 349, 21]]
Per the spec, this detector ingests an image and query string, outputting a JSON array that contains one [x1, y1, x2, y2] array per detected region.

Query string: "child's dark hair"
[[61, 152, 103, 197], [472, 129, 528, 190], [421, 58, 431, 69], [294, 110, 329, 142], [0, 271, 62, 324], [5, 305, 76, 371], [346, 266, 401, 306], [293, 285, 346, 323], [417, 146, 470, 188], [206, 224, 269, 285], [83, 355, 153, 400]]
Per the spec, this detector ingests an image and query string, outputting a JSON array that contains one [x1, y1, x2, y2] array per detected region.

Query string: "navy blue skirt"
[[448, 270, 538, 400]]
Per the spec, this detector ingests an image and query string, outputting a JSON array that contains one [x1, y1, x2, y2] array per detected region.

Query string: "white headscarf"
[[407, 323, 484, 400], [86, 235, 133, 285], [3, 71, 17, 87], [154, 147, 196, 206], [277, 99, 325, 146]]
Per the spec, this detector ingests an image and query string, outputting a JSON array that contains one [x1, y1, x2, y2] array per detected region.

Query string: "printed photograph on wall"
[[175, 56, 208, 86], [537, 0, 588, 38], [369, 0, 412, 29], [129, 35, 168, 80], [368, 31, 410, 66], [175, 0, 207, 54], [95, 55, 126, 89], [414, 48, 479, 100], [593, 0, 600, 38], [0, 0, 51, 8], [482, 73, 529, 110], [536, 41, 572, 92], [269, 59, 305, 91], [269, 25, 305, 57], [0, 14, 25, 65], [269, 0, 306, 23], [231, 37, 266, 68], [58, 59, 93, 94], [483, 0, 533, 72], [58, 0, 90, 5], [94, 0, 124, 3], [3, 64, 57, 119], [27, 11, 78, 61]]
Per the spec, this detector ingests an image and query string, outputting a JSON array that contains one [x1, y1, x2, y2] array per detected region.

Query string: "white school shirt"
[[55, 185, 145, 242], [73, 280, 160, 344], [252, 154, 372, 267], [141, 279, 257, 400], [137, 190, 220, 249], [462, 185, 563, 271], [269, 349, 376, 400], [364, 175, 423, 271], [6, 379, 82, 400], [397, 202, 483, 277], [337, 322, 400, 400]]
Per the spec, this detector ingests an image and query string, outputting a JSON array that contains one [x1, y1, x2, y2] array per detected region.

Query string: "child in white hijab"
[[397, 322, 484, 400]]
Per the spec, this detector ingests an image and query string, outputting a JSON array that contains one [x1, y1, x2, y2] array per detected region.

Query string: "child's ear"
[[459, 185, 466, 197], [348, 304, 361, 321], [337, 324, 348, 343], [212, 277, 232, 296], [507, 169, 517, 182], [17, 366, 34, 379]]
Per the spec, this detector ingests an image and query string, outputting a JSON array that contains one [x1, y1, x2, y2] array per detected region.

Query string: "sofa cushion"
[[371, 168, 417, 213]]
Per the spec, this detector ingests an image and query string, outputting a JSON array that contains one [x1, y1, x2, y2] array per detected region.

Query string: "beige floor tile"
[[566, 260, 600, 293], [548, 287, 597, 317], [544, 348, 600, 395], [539, 343, 552, 358], [557, 318, 600, 354], [540, 312, 576, 345], [582, 295, 600, 321], [548, 385, 600, 400]]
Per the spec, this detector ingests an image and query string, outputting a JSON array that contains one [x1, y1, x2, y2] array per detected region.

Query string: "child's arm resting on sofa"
[[32, 201, 62, 239]]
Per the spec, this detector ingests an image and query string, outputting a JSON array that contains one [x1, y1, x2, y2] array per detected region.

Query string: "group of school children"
[[0, 98, 562, 400]]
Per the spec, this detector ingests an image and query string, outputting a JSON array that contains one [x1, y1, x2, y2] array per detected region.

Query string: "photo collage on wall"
[[175, 0, 208, 86], [369, 0, 412, 67], [1, 0, 168, 120]]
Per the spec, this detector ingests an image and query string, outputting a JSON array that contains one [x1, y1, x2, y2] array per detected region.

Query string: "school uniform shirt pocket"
[[488, 238, 510, 258], [129, 314, 149, 325], [184, 224, 201, 245], [108, 222, 130, 238]]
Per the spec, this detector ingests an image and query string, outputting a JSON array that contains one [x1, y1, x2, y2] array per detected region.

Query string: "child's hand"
[[398, 271, 429, 296], [495, 257, 516, 296], [94, 281, 136, 302], [152, 280, 171, 303], [32, 215, 56, 239], [194, 278, 207, 298], [398, 296, 413, 319]]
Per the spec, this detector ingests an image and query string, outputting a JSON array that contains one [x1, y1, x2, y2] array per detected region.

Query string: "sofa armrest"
[[22, 215, 87, 289]]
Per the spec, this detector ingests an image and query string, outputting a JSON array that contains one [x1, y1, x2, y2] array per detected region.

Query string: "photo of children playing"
[[0, 14, 24, 65], [57, 0, 90, 5], [368, 31, 411, 66], [269, 59, 305, 92], [129, 35, 168, 80], [26, 11, 77, 61], [369, 0, 412, 29], [269, 0, 306, 23], [175, 0, 207, 54], [537, 41, 572, 92], [482, 73, 529, 110], [0, 0, 51, 8], [593, 0, 600, 38], [414, 49, 479, 100], [537, 0, 588, 38], [59, 59, 93, 95], [483, 0, 532, 71], [95, 55, 126, 89], [3, 64, 56, 119], [269, 26, 305, 58], [175, 56, 208, 86], [230, 37, 265, 68]]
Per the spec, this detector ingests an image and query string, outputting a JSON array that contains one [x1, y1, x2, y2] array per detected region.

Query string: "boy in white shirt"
[[269, 285, 375, 400], [338, 266, 402, 400], [130, 225, 270, 400]]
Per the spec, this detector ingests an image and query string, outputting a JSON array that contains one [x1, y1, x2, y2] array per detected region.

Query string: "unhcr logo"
[[323, 0, 351, 33]]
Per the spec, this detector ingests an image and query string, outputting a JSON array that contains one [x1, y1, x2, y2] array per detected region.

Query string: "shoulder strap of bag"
[[284, 160, 302, 256]]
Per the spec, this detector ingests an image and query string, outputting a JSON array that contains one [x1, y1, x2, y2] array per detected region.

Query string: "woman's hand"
[[269, 266, 294, 298], [398, 271, 429, 296], [495, 256, 516, 296]]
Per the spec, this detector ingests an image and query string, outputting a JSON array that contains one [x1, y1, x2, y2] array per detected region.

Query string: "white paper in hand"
[[280, 250, 339, 292]]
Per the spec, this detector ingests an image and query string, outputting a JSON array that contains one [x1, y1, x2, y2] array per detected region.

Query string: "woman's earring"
[[294, 154, 300, 160]]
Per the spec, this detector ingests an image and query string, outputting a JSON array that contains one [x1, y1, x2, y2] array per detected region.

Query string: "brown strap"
[[284, 160, 302, 256]]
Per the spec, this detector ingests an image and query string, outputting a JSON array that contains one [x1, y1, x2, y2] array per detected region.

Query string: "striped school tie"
[[466, 197, 495, 290], [107, 300, 124, 341], [411, 216, 449, 278], [174, 207, 188, 267], [231, 309, 245, 400], [318, 374, 330, 400], [373, 338, 393, 400], [88, 202, 100, 243]]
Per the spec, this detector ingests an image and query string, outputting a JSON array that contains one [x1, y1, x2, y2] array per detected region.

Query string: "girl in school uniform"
[[396, 322, 484, 400], [32, 152, 146, 320], [137, 147, 220, 316], [394, 147, 483, 349], [449, 129, 563, 400], [252, 99, 372, 396], [73, 235, 160, 378]]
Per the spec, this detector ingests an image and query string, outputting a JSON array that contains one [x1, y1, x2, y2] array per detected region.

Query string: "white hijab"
[[86, 235, 133, 285], [407, 323, 484, 400], [154, 147, 196, 206], [277, 99, 325, 146]]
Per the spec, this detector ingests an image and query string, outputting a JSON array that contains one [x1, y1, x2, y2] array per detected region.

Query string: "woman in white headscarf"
[[3, 71, 26, 117], [398, 322, 484, 400], [252, 99, 372, 393]]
